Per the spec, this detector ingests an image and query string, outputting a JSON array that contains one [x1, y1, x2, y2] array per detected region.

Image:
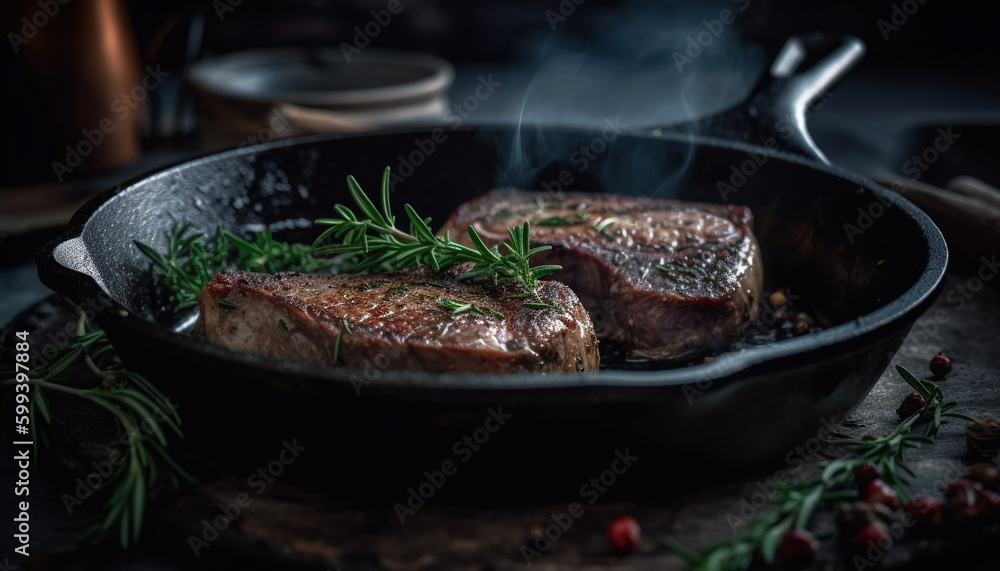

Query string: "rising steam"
[[492, 0, 767, 196]]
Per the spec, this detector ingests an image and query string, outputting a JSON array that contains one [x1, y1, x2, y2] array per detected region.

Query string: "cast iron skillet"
[[36, 35, 947, 496]]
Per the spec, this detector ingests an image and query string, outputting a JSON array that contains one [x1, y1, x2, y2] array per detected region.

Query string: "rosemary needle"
[[439, 298, 504, 320]]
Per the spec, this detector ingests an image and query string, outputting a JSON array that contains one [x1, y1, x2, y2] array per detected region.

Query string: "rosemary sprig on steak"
[[312, 167, 561, 303], [135, 224, 337, 311]]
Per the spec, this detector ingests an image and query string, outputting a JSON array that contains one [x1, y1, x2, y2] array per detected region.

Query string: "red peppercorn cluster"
[[836, 461, 1000, 553], [836, 464, 909, 549], [835, 463, 947, 553], [943, 478, 1000, 523]]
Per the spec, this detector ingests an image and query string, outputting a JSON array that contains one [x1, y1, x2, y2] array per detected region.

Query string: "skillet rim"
[[35, 125, 948, 391]]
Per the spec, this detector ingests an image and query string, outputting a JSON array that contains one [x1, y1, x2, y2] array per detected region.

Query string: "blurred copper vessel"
[[6, 0, 142, 174]]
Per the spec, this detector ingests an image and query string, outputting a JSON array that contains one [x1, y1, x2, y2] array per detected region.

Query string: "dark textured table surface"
[[1, 270, 997, 570]]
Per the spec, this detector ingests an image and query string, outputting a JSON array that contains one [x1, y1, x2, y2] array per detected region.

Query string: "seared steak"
[[440, 190, 763, 360], [193, 266, 599, 374]]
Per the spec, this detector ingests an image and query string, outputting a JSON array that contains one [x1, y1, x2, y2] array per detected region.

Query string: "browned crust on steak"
[[193, 265, 599, 374], [440, 190, 763, 360]]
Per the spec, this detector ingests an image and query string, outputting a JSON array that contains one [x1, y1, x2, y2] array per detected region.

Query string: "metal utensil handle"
[[675, 33, 866, 164]]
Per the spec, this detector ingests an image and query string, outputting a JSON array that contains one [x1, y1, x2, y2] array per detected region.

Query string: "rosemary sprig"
[[135, 223, 338, 311], [1, 303, 195, 548], [133, 223, 227, 311], [439, 298, 505, 320], [312, 167, 562, 303], [664, 486, 855, 570], [817, 366, 974, 500], [663, 364, 974, 570], [222, 228, 337, 275]]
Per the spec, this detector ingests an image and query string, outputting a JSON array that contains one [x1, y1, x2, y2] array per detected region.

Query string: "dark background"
[[2, 0, 999, 188]]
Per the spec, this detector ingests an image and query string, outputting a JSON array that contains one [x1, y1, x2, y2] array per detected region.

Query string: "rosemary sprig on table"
[[1, 303, 195, 548], [663, 365, 975, 570], [816, 365, 975, 503], [312, 167, 562, 303], [135, 224, 338, 311], [664, 485, 856, 571]]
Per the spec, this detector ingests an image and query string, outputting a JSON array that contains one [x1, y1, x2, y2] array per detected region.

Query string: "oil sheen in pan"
[[600, 285, 822, 371]]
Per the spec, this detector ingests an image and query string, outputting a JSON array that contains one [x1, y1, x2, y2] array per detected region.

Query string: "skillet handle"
[[671, 33, 866, 164], [43, 235, 110, 297]]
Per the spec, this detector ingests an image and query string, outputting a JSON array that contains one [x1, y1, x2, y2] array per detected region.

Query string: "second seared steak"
[[193, 265, 599, 374], [440, 190, 763, 360]]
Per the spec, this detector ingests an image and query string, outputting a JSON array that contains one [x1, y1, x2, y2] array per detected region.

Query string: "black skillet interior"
[[35, 35, 947, 499], [82, 127, 927, 340]]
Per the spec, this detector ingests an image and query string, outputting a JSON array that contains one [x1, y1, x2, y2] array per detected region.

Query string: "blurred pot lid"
[[188, 47, 454, 108]]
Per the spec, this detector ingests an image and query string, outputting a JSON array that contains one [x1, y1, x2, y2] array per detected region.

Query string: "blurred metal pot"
[[188, 47, 454, 149]]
